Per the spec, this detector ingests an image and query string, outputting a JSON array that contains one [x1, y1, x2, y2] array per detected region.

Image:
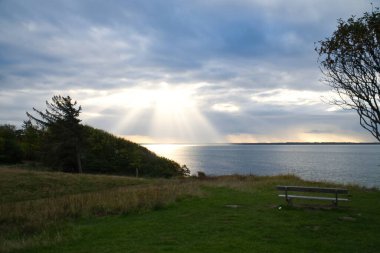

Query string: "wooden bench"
[[276, 185, 349, 206]]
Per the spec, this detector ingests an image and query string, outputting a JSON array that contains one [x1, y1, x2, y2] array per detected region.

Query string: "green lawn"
[[1, 167, 380, 253], [17, 187, 380, 253]]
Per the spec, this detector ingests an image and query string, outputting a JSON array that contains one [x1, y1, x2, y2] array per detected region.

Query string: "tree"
[[316, 9, 380, 141], [0, 124, 23, 163], [27, 95, 83, 172], [180, 165, 191, 177], [20, 120, 42, 161], [23, 95, 187, 177]]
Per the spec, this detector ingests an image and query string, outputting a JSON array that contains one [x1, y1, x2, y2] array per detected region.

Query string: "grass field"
[[1, 166, 380, 252]]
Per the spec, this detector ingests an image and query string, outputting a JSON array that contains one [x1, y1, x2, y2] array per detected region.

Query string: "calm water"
[[144, 144, 380, 188]]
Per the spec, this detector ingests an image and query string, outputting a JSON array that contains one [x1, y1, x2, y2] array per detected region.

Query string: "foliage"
[[1, 95, 187, 177], [81, 125, 185, 177], [19, 120, 42, 161], [26, 95, 83, 172], [181, 165, 191, 177], [316, 9, 380, 141], [0, 125, 23, 163]]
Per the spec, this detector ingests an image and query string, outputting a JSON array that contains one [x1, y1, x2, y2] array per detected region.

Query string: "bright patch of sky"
[[0, 0, 376, 143]]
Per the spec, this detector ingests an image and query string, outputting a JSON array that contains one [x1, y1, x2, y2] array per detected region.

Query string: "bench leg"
[[286, 197, 293, 206], [285, 188, 293, 206]]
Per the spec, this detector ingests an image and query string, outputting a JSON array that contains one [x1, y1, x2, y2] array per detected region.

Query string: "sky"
[[0, 0, 377, 143]]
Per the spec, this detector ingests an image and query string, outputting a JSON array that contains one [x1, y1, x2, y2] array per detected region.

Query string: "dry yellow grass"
[[0, 166, 148, 203], [0, 181, 202, 229], [0, 167, 202, 252]]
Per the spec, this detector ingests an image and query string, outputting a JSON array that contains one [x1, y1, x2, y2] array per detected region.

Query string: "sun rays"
[[79, 83, 222, 143]]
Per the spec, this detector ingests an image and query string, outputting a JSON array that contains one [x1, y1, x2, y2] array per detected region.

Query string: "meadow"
[[1, 166, 380, 252]]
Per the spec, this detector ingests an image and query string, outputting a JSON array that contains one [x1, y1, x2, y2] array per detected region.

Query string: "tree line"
[[0, 95, 189, 178]]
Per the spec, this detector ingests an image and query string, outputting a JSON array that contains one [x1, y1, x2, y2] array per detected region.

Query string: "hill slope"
[[0, 124, 188, 177], [81, 125, 186, 177]]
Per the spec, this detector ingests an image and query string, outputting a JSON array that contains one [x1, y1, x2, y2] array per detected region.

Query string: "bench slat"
[[278, 194, 349, 202], [276, 185, 348, 194]]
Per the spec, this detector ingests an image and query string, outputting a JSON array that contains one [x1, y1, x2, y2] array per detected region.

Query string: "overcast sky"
[[0, 0, 377, 143]]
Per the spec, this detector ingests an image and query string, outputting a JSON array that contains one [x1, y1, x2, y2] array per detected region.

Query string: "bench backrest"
[[276, 185, 348, 194]]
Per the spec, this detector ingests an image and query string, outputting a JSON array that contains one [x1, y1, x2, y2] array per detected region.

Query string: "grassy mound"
[[0, 166, 148, 203]]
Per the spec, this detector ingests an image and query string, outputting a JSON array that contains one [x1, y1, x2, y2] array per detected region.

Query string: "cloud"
[[305, 129, 334, 134], [212, 103, 240, 113], [251, 89, 331, 106], [0, 0, 376, 142]]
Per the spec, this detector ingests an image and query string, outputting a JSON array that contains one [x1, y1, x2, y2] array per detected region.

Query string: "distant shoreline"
[[231, 142, 380, 145], [143, 142, 380, 145]]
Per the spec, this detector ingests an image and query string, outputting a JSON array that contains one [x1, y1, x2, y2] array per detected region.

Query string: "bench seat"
[[278, 194, 349, 202], [276, 185, 349, 206]]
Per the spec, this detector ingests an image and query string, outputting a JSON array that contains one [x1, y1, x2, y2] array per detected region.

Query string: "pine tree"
[[27, 95, 83, 172]]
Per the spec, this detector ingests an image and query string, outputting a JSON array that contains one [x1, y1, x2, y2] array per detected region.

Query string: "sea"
[[144, 144, 380, 188]]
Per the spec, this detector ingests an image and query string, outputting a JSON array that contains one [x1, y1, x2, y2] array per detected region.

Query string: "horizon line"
[[140, 142, 380, 145]]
